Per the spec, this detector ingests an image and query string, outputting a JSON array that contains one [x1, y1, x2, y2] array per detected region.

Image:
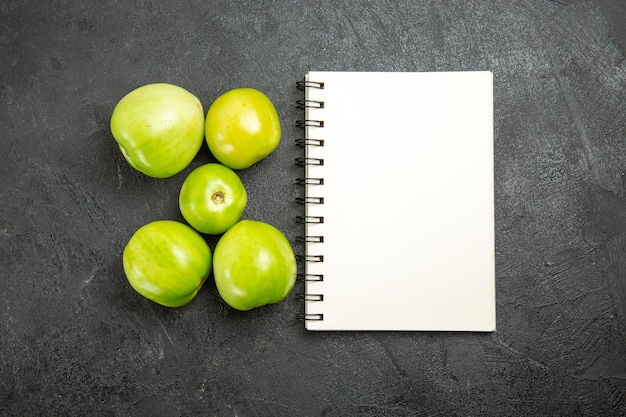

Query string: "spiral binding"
[[295, 138, 324, 147], [295, 177, 324, 186], [296, 293, 324, 302], [296, 80, 324, 90], [296, 119, 324, 128], [296, 254, 324, 263], [295, 157, 324, 166], [296, 215, 324, 224], [296, 313, 324, 321], [296, 78, 326, 323], [296, 99, 324, 109], [297, 235, 324, 243], [295, 196, 324, 205], [296, 272, 324, 282]]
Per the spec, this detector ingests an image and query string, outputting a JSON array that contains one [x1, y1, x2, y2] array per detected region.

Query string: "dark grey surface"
[[1, 1, 625, 416]]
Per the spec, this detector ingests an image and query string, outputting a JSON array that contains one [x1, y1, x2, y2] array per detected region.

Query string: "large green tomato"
[[123, 220, 212, 307], [179, 163, 247, 235], [213, 220, 296, 311], [110, 83, 205, 178], [205, 88, 281, 170]]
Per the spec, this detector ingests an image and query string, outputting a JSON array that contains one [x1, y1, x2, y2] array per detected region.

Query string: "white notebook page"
[[302, 71, 495, 331]]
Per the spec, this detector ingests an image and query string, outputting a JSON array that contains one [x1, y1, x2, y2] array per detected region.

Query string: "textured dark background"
[[1, 1, 625, 416]]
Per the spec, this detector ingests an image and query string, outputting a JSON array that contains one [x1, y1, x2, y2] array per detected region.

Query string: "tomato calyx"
[[212, 191, 225, 205]]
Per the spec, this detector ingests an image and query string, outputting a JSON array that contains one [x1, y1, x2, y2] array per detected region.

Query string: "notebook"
[[296, 71, 495, 331]]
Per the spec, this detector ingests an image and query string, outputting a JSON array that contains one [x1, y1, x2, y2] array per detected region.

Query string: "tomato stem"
[[212, 191, 225, 205]]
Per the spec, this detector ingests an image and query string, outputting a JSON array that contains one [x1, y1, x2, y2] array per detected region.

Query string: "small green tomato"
[[123, 220, 212, 307], [205, 88, 281, 170], [110, 83, 205, 178], [213, 220, 297, 311], [179, 163, 247, 235]]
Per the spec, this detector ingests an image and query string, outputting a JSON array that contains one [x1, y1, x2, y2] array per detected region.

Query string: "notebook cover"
[[300, 71, 495, 331]]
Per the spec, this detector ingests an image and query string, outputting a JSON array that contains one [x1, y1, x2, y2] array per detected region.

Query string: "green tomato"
[[123, 220, 212, 307], [179, 163, 247, 235], [213, 220, 296, 311], [110, 83, 205, 178], [205, 88, 281, 170]]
